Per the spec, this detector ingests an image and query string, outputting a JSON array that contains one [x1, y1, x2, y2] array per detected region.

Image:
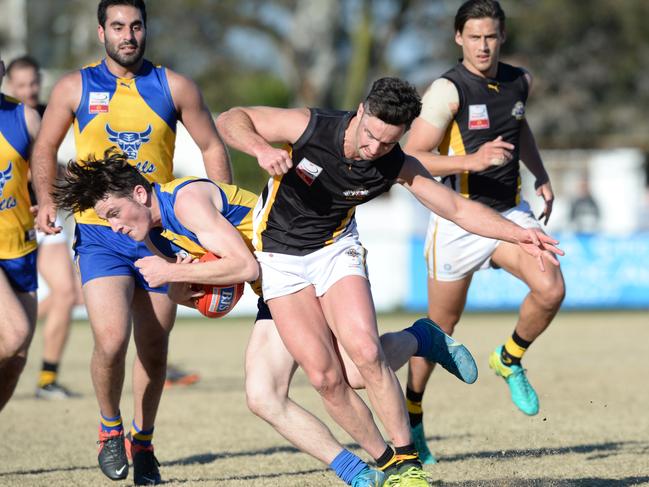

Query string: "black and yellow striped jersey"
[[439, 62, 529, 211], [253, 108, 405, 256]]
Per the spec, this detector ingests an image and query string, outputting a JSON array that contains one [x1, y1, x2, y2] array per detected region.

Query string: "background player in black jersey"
[[404, 0, 565, 464], [216, 76, 563, 485], [5, 55, 83, 400]]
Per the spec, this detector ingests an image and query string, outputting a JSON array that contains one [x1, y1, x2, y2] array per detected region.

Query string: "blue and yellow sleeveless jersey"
[[0, 94, 36, 259], [149, 177, 261, 295], [74, 58, 177, 225]]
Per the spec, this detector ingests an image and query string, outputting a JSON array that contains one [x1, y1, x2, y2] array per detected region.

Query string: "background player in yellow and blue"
[[29, 0, 231, 484], [51, 149, 477, 487], [0, 48, 42, 412], [5, 54, 84, 400], [404, 0, 566, 464]]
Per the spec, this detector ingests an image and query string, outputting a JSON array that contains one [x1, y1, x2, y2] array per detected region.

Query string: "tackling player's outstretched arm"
[[216, 106, 310, 177], [31, 72, 80, 234], [397, 155, 563, 270], [167, 69, 232, 184]]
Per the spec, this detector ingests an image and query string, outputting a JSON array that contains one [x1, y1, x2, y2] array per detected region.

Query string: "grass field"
[[1, 311, 648, 486]]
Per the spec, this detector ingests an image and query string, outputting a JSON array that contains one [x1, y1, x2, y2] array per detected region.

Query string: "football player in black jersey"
[[217, 76, 563, 485], [404, 0, 565, 464]]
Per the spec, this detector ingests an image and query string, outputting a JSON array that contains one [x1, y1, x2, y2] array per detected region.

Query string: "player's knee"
[[93, 336, 129, 364], [535, 276, 565, 309], [347, 339, 382, 372], [307, 368, 346, 398], [48, 281, 77, 311], [0, 328, 31, 360], [246, 381, 284, 419]]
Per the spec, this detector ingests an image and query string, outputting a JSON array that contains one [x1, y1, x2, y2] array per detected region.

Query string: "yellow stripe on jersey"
[[439, 120, 470, 199], [325, 207, 356, 246], [253, 177, 282, 252]]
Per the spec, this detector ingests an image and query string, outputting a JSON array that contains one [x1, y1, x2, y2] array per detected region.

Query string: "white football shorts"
[[256, 234, 369, 301], [36, 215, 68, 246], [425, 199, 541, 281]]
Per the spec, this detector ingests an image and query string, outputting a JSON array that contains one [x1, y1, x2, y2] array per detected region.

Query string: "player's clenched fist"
[[256, 146, 293, 177], [468, 136, 515, 171]]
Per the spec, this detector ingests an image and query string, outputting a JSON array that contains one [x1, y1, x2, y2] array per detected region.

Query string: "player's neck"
[[150, 191, 162, 226], [462, 59, 498, 79], [104, 57, 144, 79]]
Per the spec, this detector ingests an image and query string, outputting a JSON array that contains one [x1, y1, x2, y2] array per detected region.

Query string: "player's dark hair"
[[6, 55, 40, 77], [363, 77, 421, 130], [53, 148, 151, 214], [98, 0, 147, 27], [455, 0, 505, 34]]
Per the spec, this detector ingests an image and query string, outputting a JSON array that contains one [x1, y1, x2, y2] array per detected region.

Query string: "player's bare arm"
[[166, 69, 232, 183], [31, 72, 80, 233], [216, 106, 310, 176], [397, 155, 563, 270], [135, 182, 258, 287], [404, 78, 514, 175]]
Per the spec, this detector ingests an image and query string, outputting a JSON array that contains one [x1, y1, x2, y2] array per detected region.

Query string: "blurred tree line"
[[4, 0, 648, 190]]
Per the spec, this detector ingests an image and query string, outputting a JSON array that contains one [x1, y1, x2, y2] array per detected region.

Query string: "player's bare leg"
[[488, 242, 564, 415], [131, 288, 176, 430], [36, 242, 77, 398], [318, 276, 411, 449], [267, 285, 389, 460], [0, 272, 37, 412], [407, 275, 472, 463], [245, 318, 344, 464], [83, 276, 134, 418]]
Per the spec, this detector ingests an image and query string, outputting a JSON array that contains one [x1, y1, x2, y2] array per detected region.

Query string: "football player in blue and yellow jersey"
[[29, 1, 231, 483], [0, 49, 42, 413], [404, 0, 565, 462]]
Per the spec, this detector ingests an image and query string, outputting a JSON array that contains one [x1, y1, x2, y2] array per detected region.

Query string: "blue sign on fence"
[[407, 233, 649, 311]]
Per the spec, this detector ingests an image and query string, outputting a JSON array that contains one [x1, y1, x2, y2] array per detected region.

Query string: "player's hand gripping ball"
[[192, 252, 244, 318]]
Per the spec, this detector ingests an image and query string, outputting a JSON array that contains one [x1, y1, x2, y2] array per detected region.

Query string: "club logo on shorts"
[[345, 247, 364, 269], [296, 158, 323, 186], [105, 123, 153, 161], [511, 101, 526, 120], [89, 92, 110, 114], [468, 104, 490, 130]]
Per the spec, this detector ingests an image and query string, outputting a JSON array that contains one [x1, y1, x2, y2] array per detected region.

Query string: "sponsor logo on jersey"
[[468, 104, 490, 130], [343, 188, 370, 200], [105, 123, 152, 161], [89, 92, 110, 114], [511, 101, 526, 120], [295, 158, 323, 186]]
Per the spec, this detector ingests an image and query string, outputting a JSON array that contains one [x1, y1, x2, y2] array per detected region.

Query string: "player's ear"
[[357, 103, 365, 118], [133, 185, 148, 204], [454, 30, 463, 47], [98, 24, 105, 44]]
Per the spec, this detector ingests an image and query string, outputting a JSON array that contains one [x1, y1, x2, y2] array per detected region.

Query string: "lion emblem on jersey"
[[0, 161, 13, 198], [511, 101, 526, 120], [105, 123, 152, 160]]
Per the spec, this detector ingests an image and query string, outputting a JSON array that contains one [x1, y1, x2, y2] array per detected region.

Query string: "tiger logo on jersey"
[[105, 123, 152, 161]]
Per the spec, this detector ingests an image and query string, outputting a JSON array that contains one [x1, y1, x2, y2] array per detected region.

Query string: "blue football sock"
[[404, 320, 432, 357], [330, 449, 368, 485]]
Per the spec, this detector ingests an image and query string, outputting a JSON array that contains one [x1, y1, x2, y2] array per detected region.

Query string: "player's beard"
[[105, 37, 146, 68]]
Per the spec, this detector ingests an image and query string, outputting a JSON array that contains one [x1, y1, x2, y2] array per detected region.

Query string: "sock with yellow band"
[[406, 387, 424, 427], [501, 331, 532, 366], [130, 421, 154, 449], [100, 411, 123, 434], [38, 361, 58, 388]]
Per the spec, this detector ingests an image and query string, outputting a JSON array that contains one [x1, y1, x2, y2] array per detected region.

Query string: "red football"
[[192, 252, 244, 318]]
